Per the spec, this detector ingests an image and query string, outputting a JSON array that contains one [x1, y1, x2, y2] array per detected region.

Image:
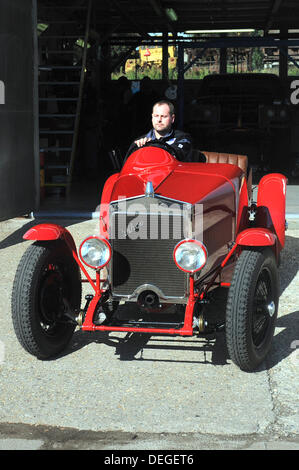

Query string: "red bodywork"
[[24, 147, 287, 336]]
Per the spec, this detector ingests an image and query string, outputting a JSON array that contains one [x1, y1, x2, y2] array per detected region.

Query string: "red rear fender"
[[23, 223, 77, 252]]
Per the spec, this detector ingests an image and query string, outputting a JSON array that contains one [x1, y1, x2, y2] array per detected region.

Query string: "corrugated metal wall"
[[0, 0, 38, 221]]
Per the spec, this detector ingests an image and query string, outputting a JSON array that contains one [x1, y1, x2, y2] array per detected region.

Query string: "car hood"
[[110, 147, 242, 205]]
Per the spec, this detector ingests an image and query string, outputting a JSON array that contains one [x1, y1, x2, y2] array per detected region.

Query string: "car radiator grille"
[[109, 198, 189, 301]]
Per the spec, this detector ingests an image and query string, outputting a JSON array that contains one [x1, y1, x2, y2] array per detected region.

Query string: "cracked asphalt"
[[0, 216, 298, 451]]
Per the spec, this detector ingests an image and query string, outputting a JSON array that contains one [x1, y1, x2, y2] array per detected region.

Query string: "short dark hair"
[[152, 100, 175, 115]]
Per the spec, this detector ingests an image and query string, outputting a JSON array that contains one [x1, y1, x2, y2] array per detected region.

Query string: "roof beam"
[[149, 0, 176, 34], [108, 0, 152, 40], [265, 0, 284, 33]]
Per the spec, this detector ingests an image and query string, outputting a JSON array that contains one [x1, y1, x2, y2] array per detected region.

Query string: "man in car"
[[125, 100, 193, 162]]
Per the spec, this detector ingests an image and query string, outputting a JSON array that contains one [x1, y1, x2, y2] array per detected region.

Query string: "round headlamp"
[[79, 236, 111, 269], [173, 239, 207, 273]]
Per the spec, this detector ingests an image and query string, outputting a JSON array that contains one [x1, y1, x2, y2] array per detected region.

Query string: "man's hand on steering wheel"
[[133, 138, 179, 159], [134, 136, 152, 148]]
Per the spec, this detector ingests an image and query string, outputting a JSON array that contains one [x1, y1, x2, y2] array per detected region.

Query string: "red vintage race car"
[[12, 143, 287, 371]]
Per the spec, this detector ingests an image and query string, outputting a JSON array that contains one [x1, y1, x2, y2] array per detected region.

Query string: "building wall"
[[0, 0, 38, 221]]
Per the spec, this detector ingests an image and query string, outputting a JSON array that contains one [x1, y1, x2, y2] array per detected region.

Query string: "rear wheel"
[[12, 240, 81, 359], [225, 248, 279, 371]]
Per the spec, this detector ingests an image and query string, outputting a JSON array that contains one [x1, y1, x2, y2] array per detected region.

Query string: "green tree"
[[252, 48, 264, 71]]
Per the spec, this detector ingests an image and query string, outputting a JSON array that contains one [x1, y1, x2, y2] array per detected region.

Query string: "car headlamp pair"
[[79, 236, 207, 274]]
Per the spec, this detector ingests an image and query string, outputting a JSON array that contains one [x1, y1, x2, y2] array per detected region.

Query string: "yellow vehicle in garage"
[[125, 45, 177, 73]]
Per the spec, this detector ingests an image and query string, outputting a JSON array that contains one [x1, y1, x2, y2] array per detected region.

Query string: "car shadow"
[[63, 308, 298, 370], [0, 219, 37, 249], [265, 310, 299, 370], [60, 287, 231, 366], [279, 234, 299, 295], [62, 328, 230, 366], [114, 331, 229, 365]]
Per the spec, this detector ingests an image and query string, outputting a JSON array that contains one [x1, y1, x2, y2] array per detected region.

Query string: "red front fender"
[[23, 223, 77, 252], [236, 228, 277, 247], [256, 173, 287, 251]]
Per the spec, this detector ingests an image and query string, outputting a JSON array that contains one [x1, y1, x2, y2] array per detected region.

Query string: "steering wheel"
[[132, 139, 179, 159]]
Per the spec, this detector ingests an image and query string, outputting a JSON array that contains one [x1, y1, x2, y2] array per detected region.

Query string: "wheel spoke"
[[252, 268, 272, 347], [39, 264, 68, 334]]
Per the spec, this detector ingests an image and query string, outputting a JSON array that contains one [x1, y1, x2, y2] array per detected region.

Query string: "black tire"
[[12, 240, 81, 359], [225, 248, 279, 372]]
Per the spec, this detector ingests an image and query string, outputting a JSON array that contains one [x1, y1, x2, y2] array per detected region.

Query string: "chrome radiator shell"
[[109, 195, 192, 303]]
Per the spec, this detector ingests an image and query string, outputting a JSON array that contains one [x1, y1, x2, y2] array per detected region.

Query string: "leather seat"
[[198, 150, 252, 201], [201, 151, 248, 175]]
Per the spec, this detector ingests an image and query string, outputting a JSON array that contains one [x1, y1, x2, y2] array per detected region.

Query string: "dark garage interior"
[[1, 0, 299, 219]]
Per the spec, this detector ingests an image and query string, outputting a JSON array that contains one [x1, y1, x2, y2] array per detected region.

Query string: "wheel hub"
[[267, 301, 276, 317]]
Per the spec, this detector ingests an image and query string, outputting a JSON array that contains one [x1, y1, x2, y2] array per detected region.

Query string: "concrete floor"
[[0, 216, 298, 450], [284, 185, 299, 216]]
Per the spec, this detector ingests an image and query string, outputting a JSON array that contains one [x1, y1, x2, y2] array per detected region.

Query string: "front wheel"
[[12, 240, 81, 359], [225, 248, 279, 371]]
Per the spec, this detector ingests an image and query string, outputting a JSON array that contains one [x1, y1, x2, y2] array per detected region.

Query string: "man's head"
[[152, 101, 175, 137]]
